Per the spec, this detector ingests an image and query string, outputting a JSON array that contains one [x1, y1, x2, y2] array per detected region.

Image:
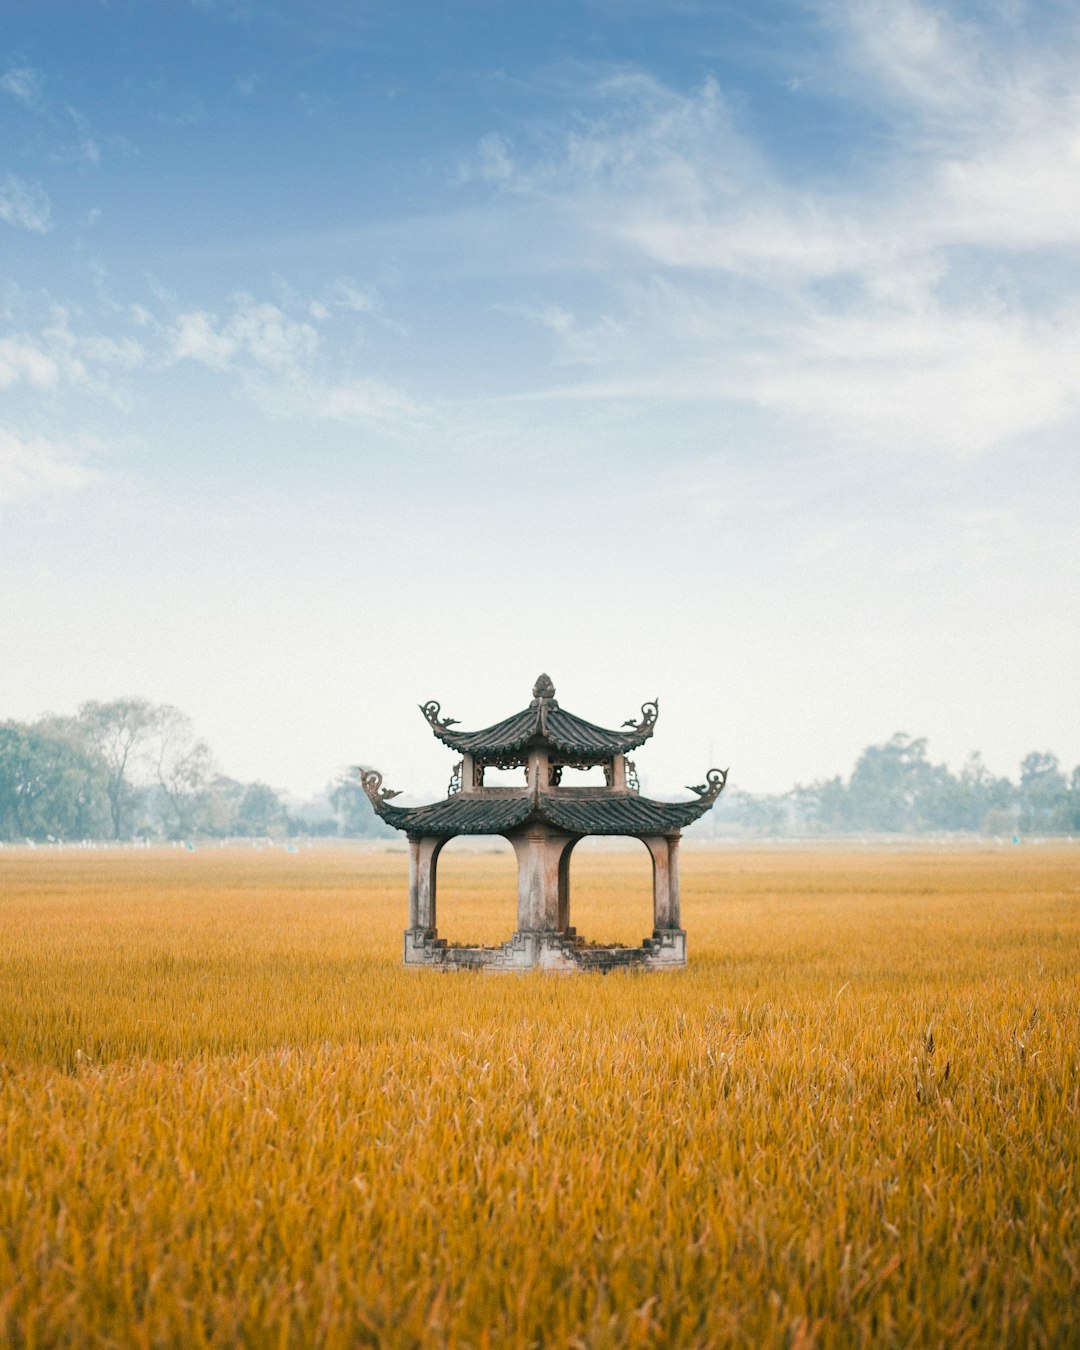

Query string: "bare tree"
[[78, 698, 171, 839], [154, 706, 215, 837]]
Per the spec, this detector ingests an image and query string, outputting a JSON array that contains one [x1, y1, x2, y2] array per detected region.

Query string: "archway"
[[566, 837, 656, 947], [434, 834, 518, 946]]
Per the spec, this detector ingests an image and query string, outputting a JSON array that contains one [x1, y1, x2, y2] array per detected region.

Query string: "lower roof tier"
[[371, 789, 720, 837]]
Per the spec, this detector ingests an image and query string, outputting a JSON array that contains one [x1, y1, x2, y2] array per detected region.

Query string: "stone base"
[[403, 927, 686, 972]]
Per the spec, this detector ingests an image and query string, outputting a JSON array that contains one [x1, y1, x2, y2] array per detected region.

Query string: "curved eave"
[[372, 790, 717, 838], [537, 792, 714, 835], [431, 706, 540, 757], [543, 706, 656, 758], [429, 702, 656, 763], [374, 794, 533, 835]]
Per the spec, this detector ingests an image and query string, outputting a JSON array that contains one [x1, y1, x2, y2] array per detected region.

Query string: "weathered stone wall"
[[403, 926, 686, 972]]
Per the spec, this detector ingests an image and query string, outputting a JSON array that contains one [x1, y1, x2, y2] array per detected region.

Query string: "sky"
[[2, 0, 1079, 802]]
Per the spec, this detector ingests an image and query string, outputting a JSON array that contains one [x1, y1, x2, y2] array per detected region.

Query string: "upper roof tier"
[[419, 674, 658, 765]]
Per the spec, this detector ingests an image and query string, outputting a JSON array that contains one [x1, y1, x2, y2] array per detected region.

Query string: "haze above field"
[[2, 1, 1078, 797]]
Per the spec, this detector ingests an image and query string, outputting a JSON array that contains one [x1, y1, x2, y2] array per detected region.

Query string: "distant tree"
[[956, 752, 1015, 833], [1057, 766, 1080, 833], [285, 788, 339, 837], [0, 720, 108, 841], [36, 716, 112, 838], [845, 733, 937, 832], [735, 791, 790, 836], [1019, 752, 1068, 833], [788, 737, 1020, 836], [200, 775, 246, 837], [153, 706, 216, 837], [790, 775, 851, 834], [235, 782, 287, 837], [78, 698, 174, 839]]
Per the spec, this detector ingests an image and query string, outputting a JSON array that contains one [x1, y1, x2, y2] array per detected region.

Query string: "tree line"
[[0, 699, 392, 843], [4, 706, 1077, 842], [722, 733, 1080, 837]]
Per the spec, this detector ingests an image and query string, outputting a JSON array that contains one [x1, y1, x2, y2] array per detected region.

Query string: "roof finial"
[[532, 672, 556, 701]]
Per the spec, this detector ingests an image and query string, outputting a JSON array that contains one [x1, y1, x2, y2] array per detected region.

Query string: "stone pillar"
[[511, 824, 569, 931], [557, 836, 578, 931], [407, 836, 421, 928], [610, 754, 626, 790], [408, 835, 443, 933], [667, 833, 682, 929], [642, 834, 680, 931]]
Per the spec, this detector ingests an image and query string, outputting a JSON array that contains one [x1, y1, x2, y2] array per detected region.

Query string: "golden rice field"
[[1, 844, 1078, 1349]]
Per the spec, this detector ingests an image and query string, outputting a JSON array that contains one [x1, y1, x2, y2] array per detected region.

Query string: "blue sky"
[[2, 0, 1078, 799]]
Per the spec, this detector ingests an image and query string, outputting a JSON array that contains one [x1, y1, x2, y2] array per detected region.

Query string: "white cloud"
[[0, 315, 146, 400], [0, 281, 412, 431], [828, 0, 990, 124], [168, 295, 319, 370], [489, 7, 1080, 461], [163, 290, 416, 425], [169, 311, 237, 369], [0, 336, 59, 388], [751, 307, 1080, 459], [1, 66, 44, 107], [0, 427, 97, 506], [0, 175, 53, 232]]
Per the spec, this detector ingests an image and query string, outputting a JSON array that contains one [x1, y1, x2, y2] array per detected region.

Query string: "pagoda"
[[361, 674, 727, 971]]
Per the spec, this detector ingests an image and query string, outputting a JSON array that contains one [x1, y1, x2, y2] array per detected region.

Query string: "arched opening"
[[435, 834, 518, 946], [566, 837, 655, 947]]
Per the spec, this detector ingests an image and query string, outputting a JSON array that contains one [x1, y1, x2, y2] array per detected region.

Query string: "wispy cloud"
[[165, 291, 417, 424], [0, 312, 144, 397], [0, 174, 53, 232], [0, 334, 59, 388], [1, 279, 416, 433], [1, 65, 44, 107], [473, 5, 1080, 462], [0, 427, 97, 506], [459, 132, 515, 185]]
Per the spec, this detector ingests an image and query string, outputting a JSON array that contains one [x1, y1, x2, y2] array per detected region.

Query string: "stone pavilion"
[[361, 674, 727, 970]]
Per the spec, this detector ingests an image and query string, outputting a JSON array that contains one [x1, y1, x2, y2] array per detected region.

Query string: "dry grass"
[[1, 846, 1077, 1348]]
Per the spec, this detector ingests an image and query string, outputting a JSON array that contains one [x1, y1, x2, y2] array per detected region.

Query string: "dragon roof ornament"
[[622, 698, 659, 736], [357, 766, 401, 805], [685, 767, 729, 803], [419, 700, 460, 733]]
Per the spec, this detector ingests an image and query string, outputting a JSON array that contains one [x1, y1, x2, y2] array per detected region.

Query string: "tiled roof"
[[373, 789, 716, 837], [537, 793, 714, 834], [376, 794, 534, 836], [421, 675, 658, 763]]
